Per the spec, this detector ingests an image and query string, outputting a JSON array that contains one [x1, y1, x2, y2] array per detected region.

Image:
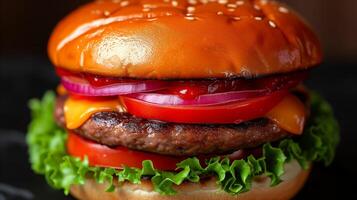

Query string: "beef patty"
[[55, 96, 289, 156]]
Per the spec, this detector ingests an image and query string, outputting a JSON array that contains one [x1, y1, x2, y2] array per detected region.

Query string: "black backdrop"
[[1, 0, 357, 199]]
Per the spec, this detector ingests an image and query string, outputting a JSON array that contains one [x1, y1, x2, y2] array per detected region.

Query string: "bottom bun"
[[70, 160, 310, 200]]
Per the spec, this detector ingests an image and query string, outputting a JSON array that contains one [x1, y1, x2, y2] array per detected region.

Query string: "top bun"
[[48, 0, 322, 79]]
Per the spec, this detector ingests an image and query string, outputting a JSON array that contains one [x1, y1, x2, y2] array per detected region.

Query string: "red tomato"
[[67, 133, 257, 170], [67, 133, 188, 170], [120, 90, 288, 124]]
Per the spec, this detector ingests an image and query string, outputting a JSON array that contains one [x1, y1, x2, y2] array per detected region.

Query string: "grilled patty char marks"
[[55, 96, 289, 156]]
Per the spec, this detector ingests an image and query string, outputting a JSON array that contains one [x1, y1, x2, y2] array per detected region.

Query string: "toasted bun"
[[70, 160, 310, 200], [48, 0, 322, 79]]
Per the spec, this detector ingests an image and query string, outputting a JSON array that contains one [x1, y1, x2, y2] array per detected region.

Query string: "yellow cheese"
[[266, 94, 306, 135], [64, 97, 124, 129], [56, 84, 67, 96]]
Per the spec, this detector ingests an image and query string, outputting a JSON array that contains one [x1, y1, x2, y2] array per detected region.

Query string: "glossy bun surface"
[[49, 0, 322, 79]]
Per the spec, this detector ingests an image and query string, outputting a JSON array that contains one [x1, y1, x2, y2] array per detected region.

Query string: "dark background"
[[0, 0, 356, 199]]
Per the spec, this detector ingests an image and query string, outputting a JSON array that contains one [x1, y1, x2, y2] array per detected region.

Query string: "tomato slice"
[[67, 133, 190, 170], [67, 133, 260, 170], [121, 90, 288, 124]]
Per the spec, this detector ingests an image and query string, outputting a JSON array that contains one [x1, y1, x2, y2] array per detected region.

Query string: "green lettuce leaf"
[[27, 91, 339, 195]]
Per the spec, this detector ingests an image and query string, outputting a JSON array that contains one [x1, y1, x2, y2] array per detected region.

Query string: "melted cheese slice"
[[266, 94, 306, 135], [64, 97, 124, 129], [64, 93, 306, 134], [56, 84, 67, 96]]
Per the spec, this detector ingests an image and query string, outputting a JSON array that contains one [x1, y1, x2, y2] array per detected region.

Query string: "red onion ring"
[[61, 76, 168, 96], [124, 71, 307, 106], [125, 90, 267, 106]]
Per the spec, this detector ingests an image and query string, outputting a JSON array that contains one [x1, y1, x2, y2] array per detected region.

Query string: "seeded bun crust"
[[70, 161, 310, 200], [48, 0, 322, 79]]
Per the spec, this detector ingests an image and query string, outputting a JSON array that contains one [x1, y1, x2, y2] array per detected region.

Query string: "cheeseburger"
[[27, 0, 339, 199]]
